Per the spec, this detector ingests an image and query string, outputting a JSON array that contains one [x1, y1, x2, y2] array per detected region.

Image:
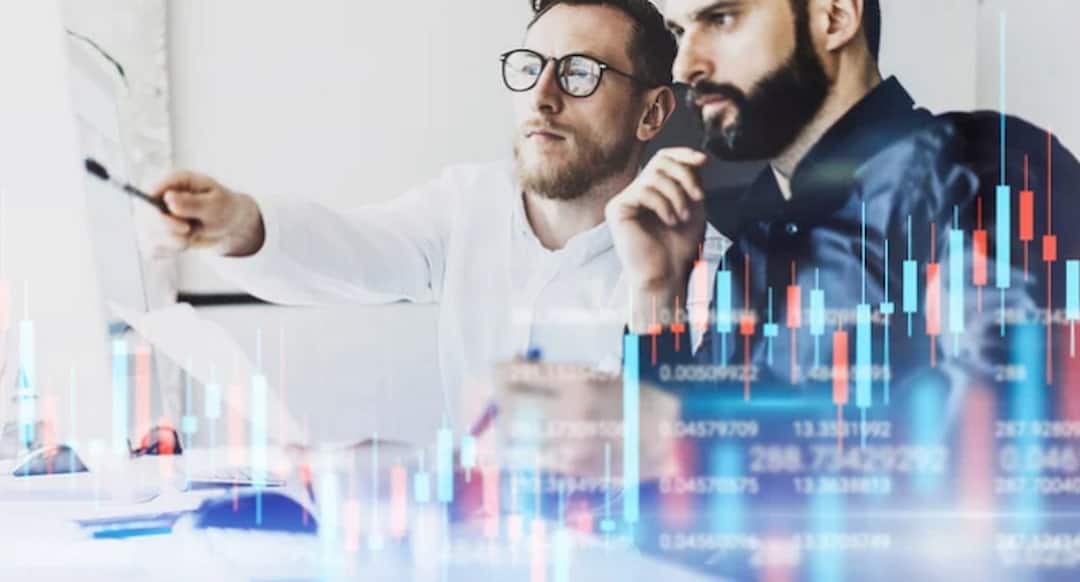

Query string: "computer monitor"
[[0, 10, 116, 456], [64, 30, 190, 458], [67, 31, 153, 330]]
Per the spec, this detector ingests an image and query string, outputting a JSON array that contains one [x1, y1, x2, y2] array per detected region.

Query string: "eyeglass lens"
[[502, 50, 603, 97]]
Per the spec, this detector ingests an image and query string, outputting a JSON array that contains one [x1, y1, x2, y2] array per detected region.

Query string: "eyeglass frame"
[[499, 48, 659, 98]]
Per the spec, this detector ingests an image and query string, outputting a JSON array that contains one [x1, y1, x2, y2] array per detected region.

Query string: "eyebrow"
[[667, 0, 742, 29]]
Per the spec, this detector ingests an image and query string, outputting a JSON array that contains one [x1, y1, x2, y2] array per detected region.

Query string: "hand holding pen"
[[84, 157, 265, 257]]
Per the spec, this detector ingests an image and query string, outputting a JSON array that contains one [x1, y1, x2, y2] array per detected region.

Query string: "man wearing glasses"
[[146, 0, 690, 438]]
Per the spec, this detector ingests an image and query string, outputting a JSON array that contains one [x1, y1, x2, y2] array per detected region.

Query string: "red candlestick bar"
[[926, 224, 941, 367], [973, 197, 987, 311], [787, 261, 802, 384], [741, 255, 755, 400], [1045, 131, 1057, 385], [671, 295, 686, 352], [134, 344, 152, 436], [832, 330, 850, 452]]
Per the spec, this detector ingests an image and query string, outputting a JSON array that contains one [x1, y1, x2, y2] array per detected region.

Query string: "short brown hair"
[[529, 0, 677, 87]]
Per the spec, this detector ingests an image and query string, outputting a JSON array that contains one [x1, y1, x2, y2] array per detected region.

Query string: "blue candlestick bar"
[[716, 269, 733, 363], [1067, 260, 1080, 321], [436, 426, 454, 503], [111, 339, 128, 455], [414, 451, 431, 504], [810, 286, 825, 369], [996, 185, 1012, 289], [855, 304, 872, 410], [623, 333, 640, 525], [763, 287, 778, 365], [460, 434, 477, 478], [17, 320, 36, 447]]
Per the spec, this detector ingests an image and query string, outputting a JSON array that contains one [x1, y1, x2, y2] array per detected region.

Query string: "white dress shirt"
[[208, 161, 721, 430]]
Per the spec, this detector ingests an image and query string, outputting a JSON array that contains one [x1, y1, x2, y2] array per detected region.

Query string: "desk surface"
[[0, 500, 716, 581], [6, 446, 1080, 581], [0, 449, 716, 581]]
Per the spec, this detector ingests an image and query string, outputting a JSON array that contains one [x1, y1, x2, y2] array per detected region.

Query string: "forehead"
[[525, 4, 637, 70], [665, 0, 780, 26]]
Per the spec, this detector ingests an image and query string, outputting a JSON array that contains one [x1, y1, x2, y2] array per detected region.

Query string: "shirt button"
[[784, 222, 800, 235]]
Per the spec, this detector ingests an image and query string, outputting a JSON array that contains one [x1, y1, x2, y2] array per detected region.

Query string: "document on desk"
[[110, 302, 303, 445]]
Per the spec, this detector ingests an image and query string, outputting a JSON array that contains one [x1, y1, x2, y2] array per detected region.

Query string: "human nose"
[[671, 27, 715, 87], [529, 58, 564, 114]]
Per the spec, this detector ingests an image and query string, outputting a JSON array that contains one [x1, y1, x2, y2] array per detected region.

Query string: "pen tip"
[[84, 158, 108, 181]]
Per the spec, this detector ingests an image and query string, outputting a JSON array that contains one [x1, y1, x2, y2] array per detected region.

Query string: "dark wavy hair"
[[528, 0, 677, 87]]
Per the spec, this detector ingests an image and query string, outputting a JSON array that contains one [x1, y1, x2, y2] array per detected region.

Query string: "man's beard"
[[688, 14, 830, 161], [513, 127, 635, 201]]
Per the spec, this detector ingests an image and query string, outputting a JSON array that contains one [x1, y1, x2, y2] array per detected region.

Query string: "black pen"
[[84, 157, 170, 214]]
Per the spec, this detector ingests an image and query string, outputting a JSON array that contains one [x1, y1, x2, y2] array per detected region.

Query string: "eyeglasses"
[[499, 48, 654, 98]]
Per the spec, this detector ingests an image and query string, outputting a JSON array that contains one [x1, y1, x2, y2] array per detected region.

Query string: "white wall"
[[164, 0, 984, 291], [169, 0, 532, 292], [976, 0, 1080, 151], [0, 1, 114, 448], [169, 0, 1080, 290], [878, 0, 1079, 148], [60, 0, 180, 312], [166, 0, 533, 444], [877, 0, 979, 113], [171, 0, 984, 292]]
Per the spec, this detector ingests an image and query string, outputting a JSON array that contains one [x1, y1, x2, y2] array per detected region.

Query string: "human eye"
[[566, 66, 594, 80], [705, 10, 735, 27], [515, 60, 542, 75], [564, 57, 599, 79]]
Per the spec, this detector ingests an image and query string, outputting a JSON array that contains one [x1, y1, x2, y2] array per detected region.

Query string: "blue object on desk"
[[13, 443, 88, 477], [192, 490, 317, 534], [79, 512, 184, 540]]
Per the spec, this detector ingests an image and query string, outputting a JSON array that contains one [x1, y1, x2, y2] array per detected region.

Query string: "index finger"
[[657, 147, 708, 167], [149, 170, 217, 200]]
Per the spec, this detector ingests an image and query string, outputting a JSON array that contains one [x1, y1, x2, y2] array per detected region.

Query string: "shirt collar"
[[771, 165, 793, 201], [512, 188, 614, 264]]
